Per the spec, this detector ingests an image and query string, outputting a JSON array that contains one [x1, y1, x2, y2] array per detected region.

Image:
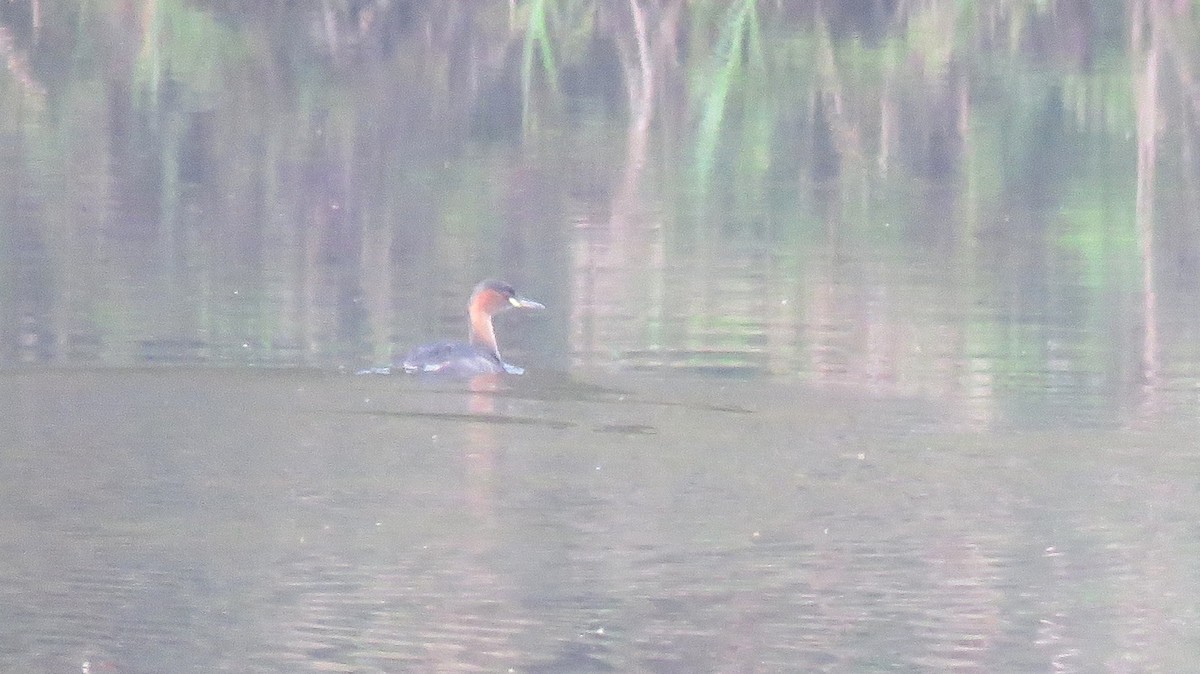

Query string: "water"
[[3, 2, 1200, 672], [2, 369, 1197, 672]]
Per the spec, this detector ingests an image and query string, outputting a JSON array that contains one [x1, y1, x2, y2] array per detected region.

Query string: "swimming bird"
[[398, 279, 544, 376]]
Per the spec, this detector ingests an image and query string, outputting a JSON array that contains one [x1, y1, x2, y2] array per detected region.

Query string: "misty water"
[[2, 2, 1200, 673]]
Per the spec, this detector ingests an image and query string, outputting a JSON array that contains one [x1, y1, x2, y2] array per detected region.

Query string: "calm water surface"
[[2, 368, 1198, 672], [3, 2, 1200, 672]]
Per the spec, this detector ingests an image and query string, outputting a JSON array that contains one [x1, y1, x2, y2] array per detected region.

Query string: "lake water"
[[2, 2, 1199, 673]]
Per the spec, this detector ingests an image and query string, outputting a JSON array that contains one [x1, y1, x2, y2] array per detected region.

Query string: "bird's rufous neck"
[[468, 308, 500, 360]]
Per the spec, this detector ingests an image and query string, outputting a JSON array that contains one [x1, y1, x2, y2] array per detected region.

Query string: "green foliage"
[[519, 0, 565, 135], [691, 0, 765, 187], [132, 0, 252, 109]]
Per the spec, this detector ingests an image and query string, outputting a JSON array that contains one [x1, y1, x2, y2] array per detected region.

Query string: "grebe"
[[398, 279, 544, 376]]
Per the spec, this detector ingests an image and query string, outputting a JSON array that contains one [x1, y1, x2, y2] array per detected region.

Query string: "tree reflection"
[[0, 1, 1198, 424]]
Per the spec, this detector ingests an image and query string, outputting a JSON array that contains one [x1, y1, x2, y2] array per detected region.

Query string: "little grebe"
[[397, 279, 544, 376]]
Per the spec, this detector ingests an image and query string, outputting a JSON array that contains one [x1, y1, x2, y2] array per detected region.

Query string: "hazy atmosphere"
[[2, 1, 1199, 672]]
